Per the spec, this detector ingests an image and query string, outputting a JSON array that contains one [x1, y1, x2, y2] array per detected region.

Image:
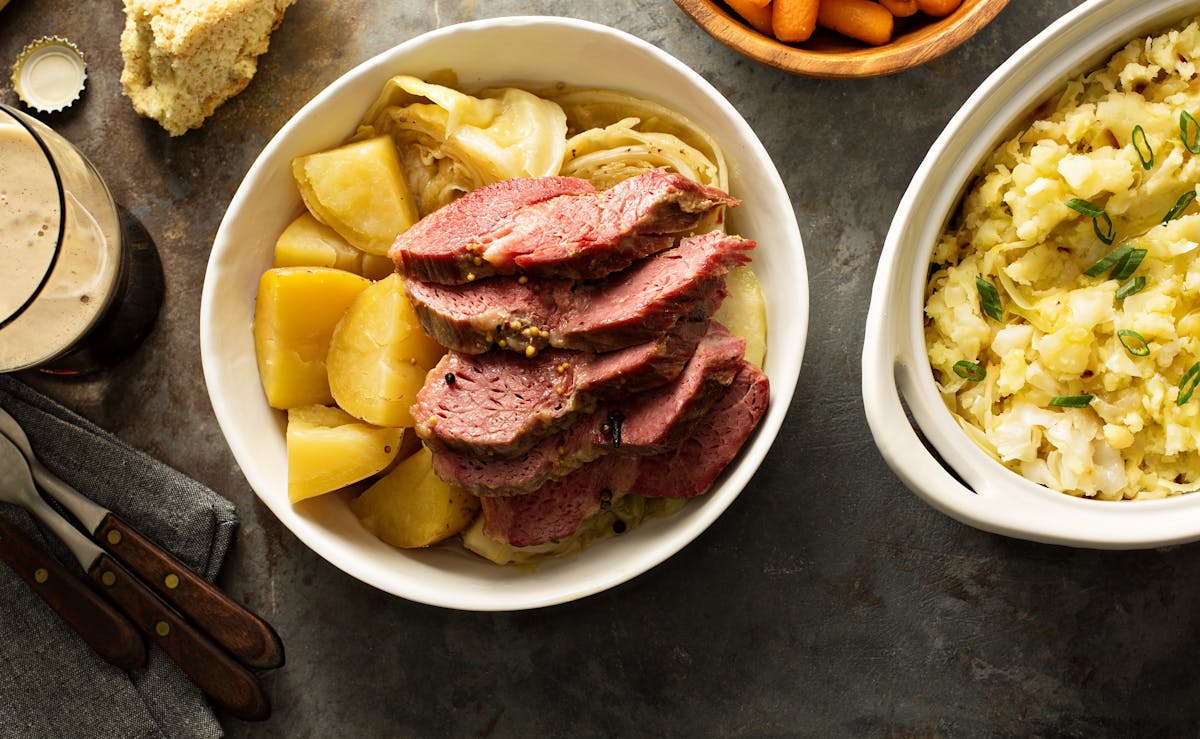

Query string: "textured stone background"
[[6, 1, 1200, 736]]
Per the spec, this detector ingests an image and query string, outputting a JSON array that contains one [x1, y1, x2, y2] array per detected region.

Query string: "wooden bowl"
[[674, 0, 1010, 78]]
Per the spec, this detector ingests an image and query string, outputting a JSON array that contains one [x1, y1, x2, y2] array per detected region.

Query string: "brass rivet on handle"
[[155, 620, 171, 637], [33, 568, 48, 583], [164, 573, 180, 589], [106, 530, 122, 545], [101, 571, 116, 586]]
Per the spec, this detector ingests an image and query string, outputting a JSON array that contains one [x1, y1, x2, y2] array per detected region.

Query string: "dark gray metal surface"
[[5, 1, 1198, 735]]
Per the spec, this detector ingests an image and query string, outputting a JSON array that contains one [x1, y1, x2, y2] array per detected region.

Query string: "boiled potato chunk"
[[350, 446, 479, 548], [327, 273, 445, 427], [713, 265, 767, 368], [292, 135, 419, 255], [254, 267, 371, 409], [274, 212, 397, 280], [286, 404, 404, 502]]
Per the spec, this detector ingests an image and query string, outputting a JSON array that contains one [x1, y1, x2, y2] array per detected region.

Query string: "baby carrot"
[[817, 0, 894, 46], [916, 0, 964, 17], [772, 0, 819, 43], [726, 0, 774, 35], [879, 0, 919, 17]]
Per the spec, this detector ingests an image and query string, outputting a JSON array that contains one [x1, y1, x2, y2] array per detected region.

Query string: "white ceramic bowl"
[[202, 17, 807, 610], [864, 0, 1200, 550]]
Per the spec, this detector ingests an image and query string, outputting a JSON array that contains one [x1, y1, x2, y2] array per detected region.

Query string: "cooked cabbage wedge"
[[357, 75, 568, 215]]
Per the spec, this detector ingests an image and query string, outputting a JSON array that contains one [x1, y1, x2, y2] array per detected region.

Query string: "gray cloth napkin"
[[0, 375, 236, 739]]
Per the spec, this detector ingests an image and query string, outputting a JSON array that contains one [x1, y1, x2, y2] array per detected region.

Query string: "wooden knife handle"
[[0, 515, 146, 670], [88, 552, 271, 722], [95, 513, 284, 670]]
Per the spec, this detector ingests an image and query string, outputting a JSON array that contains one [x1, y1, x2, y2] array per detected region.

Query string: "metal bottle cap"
[[12, 36, 88, 113]]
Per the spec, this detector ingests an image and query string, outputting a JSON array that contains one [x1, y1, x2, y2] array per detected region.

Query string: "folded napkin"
[[0, 375, 236, 739]]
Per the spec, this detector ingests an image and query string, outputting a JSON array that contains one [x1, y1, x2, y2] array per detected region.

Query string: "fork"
[[0, 405, 283, 670], [0, 433, 270, 721]]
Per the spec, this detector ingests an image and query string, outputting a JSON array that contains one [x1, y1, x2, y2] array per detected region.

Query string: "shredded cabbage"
[[354, 77, 729, 221]]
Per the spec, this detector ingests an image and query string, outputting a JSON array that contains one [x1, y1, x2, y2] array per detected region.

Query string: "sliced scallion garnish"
[[1083, 244, 1132, 278], [1177, 361, 1200, 406], [1163, 190, 1197, 224], [952, 360, 986, 382], [1115, 275, 1146, 301], [975, 277, 1003, 321], [1050, 395, 1094, 408], [1110, 248, 1147, 281], [1133, 124, 1154, 169], [1117, 329, 1150, 357], [1066, 197, 1116, 244], [1182, 111, 1200, 154]]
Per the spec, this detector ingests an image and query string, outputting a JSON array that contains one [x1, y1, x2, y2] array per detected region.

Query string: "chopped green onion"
[[1182, 111, 1200, 154], [1132, 124, 1154, 169], [1066, 197, 1116, 244], [1083, 244, 1132, 277], [1066, 198, 1106, 218], [1178, 361, 1200, 406], [1163, 190, 1197, 224], [1115, 275, 1146, 300], [1110, 248, 1147, 281], [1050, 395, 1094, 408], [975, 277, 1003, 321], [1117, 329, 1150, 357], [952, 360, 986, 382]]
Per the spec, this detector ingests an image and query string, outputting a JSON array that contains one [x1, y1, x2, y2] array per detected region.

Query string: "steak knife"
[[0, 513, 146, 670], [0, 406, 283, 670]]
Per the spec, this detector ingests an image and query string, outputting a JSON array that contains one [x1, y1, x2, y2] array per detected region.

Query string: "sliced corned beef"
[[390, 170, 737, 284], [480, 456, 639, 548], [632, 360, 770, 498], [388, 176, 595, 284], [478, 358, 769, 547], [411, 318, 708, 458], [405, 231, 755, 354], [432, 324, 747, 496]]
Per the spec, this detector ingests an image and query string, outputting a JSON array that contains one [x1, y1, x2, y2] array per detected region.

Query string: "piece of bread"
[[120, 0, 295, 136]]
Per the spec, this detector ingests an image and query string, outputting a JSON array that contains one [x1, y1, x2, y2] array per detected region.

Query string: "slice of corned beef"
[[389, 176, 596, 284], [391, 170, 737, 284], [405, 231, 755, 354], [480, 456, 639, 548], [431, 324, 747, 496], [411, 318, 708, 458], [632, 360, 770, 498], [478, 358, 770, 547]]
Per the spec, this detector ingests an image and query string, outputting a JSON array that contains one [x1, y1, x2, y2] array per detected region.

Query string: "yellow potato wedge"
[[292, 135, 419, 255], [713, 265, 768, 368], [286, 404, 404, 502], [274, 211, 397, 280], [350, 446, 480, 548], [327, 273, 445, 427], [254, 267, 372, 409]]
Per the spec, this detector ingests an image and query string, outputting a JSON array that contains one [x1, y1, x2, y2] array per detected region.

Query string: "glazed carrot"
[[772, 0, 819, 43], [916, 0, 964, 17], [726, 0, 774, 35], [817, 0, 894, 46], [879, 0, 919, 17]]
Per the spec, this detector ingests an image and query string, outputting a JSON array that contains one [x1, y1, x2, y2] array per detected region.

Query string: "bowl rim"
[[863, 0, 1200, 550], [673, 0, 1011, 78], [201, 15, 808, 609]]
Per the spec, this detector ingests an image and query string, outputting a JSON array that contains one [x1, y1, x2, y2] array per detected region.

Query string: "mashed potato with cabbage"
[[926, 17, 1200, 501]]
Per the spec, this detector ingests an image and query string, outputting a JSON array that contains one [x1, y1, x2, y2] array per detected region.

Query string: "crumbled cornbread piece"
[[119, 0, 295, 136]]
